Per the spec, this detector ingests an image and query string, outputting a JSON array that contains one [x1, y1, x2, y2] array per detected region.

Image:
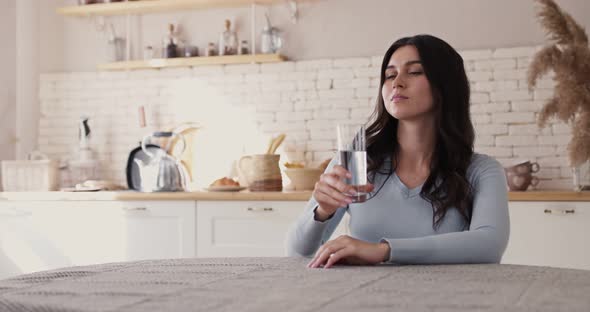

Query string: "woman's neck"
[[396, 117, 436, 170]]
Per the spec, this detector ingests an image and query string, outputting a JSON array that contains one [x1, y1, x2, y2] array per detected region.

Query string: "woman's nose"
[[392, 76, 404, 88]]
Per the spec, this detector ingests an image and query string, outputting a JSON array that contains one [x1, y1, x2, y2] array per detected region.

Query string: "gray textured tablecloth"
[[0, 257, 588, 312]]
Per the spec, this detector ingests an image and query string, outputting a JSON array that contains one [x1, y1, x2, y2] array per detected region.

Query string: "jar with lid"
[[238, 40, 250, 55], [143, 46, 154, 60], [206, 42, 218, 57], [181, 46, 199, 57]]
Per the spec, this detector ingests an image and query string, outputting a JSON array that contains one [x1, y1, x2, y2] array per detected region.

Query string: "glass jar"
[[261, 13, 283, 54], [219, 19, 238, 56], [572, 161, 590, 191], [143, 46, 154, 60], [107, 37, 125, 62], [238, 40, 250, 55], [162, 23, 179, 58], [260, 26, 283, 54], [206, 42, 218, 57], [182, 46, 199, 57]]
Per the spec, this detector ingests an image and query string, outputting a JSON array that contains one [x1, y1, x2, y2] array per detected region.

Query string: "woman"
[[286, 35, 510, 268]]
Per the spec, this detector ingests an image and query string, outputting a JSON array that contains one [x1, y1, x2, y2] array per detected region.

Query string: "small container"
[[182, 46, 199, 57], [238, 40, 250, 55], [143, 46, 154, 60], [107, 37, 125, 62], [206, 42, 218, 57]]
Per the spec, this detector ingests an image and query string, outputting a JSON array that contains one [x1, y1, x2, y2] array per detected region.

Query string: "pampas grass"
[[528, 0, 590, 166]]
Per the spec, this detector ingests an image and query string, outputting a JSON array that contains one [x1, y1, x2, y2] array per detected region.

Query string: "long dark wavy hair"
[[366, 34, 475, 228]]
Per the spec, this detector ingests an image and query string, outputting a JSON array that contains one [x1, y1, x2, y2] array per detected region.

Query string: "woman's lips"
[[391, 95, 409, 102]]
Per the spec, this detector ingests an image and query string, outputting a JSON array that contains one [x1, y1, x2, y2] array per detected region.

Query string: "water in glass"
[[337, 124, 368, 203]]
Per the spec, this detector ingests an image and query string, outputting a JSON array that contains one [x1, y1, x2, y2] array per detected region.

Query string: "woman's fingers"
[[312, 189, 344, 209], [320, 172, 351, 193], [308, 236, 353, 268], [331, 165, 352, 180], [309, 245, 341, 269], [318, 181, 353, 206], [308, 243, 330, 268], [307, 241, 327, 268], [313, 175, 353, 209], [308, 241, 343, 268], [323, 247, 351, 269], [307, 247, 323, 268]]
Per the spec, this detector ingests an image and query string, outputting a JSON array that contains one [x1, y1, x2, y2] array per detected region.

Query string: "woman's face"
[[381, 45, 434, 120]]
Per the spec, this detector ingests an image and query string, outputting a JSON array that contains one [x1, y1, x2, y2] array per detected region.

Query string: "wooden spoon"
[[269, 134, 286, 154], [265, 136, 275, 154]]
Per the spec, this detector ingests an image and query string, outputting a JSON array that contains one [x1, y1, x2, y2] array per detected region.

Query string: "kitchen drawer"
[[503, 201, 590, 270]]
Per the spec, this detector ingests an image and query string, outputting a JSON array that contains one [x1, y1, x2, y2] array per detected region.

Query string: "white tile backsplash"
[[38, 45, 573, 190]]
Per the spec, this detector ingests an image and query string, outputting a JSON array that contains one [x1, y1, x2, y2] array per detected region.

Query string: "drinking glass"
[[336, 123, 368, 203]]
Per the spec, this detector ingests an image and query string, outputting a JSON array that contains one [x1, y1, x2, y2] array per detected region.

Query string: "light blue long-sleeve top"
[[285, 153, 510, 264]]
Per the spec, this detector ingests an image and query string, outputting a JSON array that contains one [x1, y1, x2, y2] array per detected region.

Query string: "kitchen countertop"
[[0, 190, 589, 201], [507, 190, 590, 201], [0, 190, 315, 201]]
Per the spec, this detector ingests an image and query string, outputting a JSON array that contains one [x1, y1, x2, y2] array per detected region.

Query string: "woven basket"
[[1, 152, 59, 191]]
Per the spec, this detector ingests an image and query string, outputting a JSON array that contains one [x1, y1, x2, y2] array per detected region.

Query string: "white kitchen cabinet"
[[0, 200, 195, 279], [502, 201, 590, 270], [196, 201, 349, 257], [117, 201, 195, 261], [0, 201, 126, 279], [0, 202, 63, 279]]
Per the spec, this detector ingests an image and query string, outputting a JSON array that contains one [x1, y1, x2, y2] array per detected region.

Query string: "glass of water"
[[336, 123, 368, 203]]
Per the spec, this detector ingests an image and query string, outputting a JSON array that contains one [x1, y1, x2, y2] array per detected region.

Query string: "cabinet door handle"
[[122, 207, 148, 211], [543, 208, 575, 215], [247, 207, 274, 212]]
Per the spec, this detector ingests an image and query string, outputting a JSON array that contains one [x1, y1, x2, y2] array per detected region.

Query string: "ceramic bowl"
[[284, 168, 322, 191]]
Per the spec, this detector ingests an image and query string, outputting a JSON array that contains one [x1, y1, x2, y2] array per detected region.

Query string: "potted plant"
[[527, 0, 590, 190]]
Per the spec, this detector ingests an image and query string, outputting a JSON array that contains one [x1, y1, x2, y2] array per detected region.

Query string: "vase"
[[572, 160, 590, 191]]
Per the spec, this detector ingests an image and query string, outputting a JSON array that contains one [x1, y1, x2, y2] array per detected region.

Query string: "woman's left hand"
[[307, 235, 391, 269]]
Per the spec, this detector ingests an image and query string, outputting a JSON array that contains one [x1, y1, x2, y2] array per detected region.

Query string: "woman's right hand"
[[312, 165, 373, 221]]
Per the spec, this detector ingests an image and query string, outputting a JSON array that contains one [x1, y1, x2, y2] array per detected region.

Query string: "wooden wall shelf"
[[97, 53, 286, 71], [57, 0, 306, 16]]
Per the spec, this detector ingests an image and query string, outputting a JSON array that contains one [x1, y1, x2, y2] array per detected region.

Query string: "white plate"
[[61, 187, 102, 192], [205, 186, 247, 192]]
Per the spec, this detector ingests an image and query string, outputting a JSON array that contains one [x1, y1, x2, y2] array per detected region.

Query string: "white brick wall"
[[38, 45, 573, 190]]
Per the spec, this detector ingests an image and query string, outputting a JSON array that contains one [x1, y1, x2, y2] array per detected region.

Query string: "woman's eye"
[[385, 74, 397, 80], [409, 71, 423, 75]]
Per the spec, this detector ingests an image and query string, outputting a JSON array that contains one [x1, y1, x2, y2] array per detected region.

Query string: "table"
[[0, 257, 588, 311]]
